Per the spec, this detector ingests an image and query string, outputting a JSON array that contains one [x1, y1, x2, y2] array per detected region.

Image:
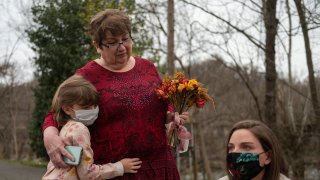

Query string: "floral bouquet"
[[156, 72, 214, 153]]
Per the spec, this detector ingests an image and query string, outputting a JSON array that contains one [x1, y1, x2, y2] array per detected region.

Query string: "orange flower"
[[156, 89, 165, 97], [168, 85, 176, 94], [174, 72, 185, 80]]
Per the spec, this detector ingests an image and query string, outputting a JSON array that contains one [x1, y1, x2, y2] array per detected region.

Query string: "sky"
[[0, 0, 319, 83], [175, 0, 319, 81], [0, 0, 35, 83]]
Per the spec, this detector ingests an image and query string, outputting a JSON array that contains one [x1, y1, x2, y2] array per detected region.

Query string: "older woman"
[[218, 120, 290, 180], [42, 9, 188, 179]]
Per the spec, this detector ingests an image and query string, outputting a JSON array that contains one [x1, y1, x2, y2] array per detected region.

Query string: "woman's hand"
[[166, 112, 192, 153], [43, 127, 74, 168], [120, 158, 142, 173], [178, 111, 189, 124], [166, 111, 189, 124]]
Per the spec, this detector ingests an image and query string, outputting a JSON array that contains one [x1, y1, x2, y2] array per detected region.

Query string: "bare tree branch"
[[181, 0, 266, 50]]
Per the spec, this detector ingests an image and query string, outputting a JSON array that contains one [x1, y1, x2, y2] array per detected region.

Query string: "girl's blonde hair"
[[51, 75, 99, 126]]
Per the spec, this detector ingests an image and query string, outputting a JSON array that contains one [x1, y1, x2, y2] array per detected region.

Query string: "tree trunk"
[[6, 76, 19, 160], [191, 123, 198, 180], [189, 117, 198, 180], [167, 0, 175, 75], [294, 0, 320, 171], [285, 0, 297, 133], [196, 123, 213, 180], [294, 0, 320, 124], [10, 108, 18, 160], [263, 0, 278, 130]]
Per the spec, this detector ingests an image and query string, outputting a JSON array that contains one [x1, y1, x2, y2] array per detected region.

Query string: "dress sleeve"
[[42, 111, 58, 133], [70, 123, 124, 179]]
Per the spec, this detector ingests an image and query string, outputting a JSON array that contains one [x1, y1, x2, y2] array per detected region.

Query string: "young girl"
[[219, 120, 290, 180], [43, 75, 142, 180]]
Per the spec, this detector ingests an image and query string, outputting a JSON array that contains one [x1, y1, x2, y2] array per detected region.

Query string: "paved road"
[[0, 161, 46, 180]]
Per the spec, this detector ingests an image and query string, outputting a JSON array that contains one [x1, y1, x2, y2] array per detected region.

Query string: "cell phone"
[[63, 146, 83, 166]]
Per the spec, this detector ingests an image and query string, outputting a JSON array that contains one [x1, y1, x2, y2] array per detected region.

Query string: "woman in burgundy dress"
[[42, 9, 188, 179]]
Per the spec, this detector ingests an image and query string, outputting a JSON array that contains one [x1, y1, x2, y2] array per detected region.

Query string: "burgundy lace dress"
[[43, 57, 180, 179]]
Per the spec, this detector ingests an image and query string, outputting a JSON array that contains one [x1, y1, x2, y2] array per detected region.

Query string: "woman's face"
[[228, 129, 271, 167], [97, 31, 132, 70]]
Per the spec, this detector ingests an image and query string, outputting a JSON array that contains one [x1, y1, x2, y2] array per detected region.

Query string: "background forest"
[[0, 0, 319, 180]]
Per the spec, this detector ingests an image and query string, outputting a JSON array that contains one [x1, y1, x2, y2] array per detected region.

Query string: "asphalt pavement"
[[0, 161, 46, 180]]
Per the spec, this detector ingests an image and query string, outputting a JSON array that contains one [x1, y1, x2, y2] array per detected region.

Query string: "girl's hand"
[[43, 127, 74, 168], [120, 158, 142, 173]]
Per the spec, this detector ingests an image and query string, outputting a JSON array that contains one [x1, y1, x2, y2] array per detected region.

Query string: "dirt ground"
[[0, 161, 46, 180]]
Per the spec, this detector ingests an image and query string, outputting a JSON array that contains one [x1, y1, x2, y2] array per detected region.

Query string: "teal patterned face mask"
[[227, 152, 265, 180]]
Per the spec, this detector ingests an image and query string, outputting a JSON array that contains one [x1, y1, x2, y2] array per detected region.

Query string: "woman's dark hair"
[[51, 75, 99, 126], [225, 120, 289, 180], [89, 9, 131, 48]]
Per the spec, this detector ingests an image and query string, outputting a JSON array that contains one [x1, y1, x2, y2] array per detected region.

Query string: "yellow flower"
[[186, 82, 194, 90], [188, 79, 199, 88], [178, 83, 186, 92]]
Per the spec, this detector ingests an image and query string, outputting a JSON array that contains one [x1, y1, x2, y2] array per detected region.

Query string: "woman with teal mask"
[[219, 120, 290, 180]]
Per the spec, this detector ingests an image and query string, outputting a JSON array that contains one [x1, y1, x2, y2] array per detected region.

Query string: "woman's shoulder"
[[217, 175, 229, 180], [135, 57, 155, 67], [75, 60, 99, 76], [134, 57, 158, 75]]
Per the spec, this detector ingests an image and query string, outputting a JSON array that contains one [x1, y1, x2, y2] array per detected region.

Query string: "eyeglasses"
[[101, 37, 132, 49]]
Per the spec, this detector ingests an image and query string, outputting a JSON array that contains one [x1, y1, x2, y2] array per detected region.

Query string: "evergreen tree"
[[27, 0, 152, 158], [27, 0, 94, 158]]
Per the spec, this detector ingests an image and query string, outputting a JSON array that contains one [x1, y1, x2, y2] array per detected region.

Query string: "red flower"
[[196, 98, 206, 108]]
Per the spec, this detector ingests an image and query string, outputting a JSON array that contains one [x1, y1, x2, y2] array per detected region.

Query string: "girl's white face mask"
[[73, 106, 99, 126]]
